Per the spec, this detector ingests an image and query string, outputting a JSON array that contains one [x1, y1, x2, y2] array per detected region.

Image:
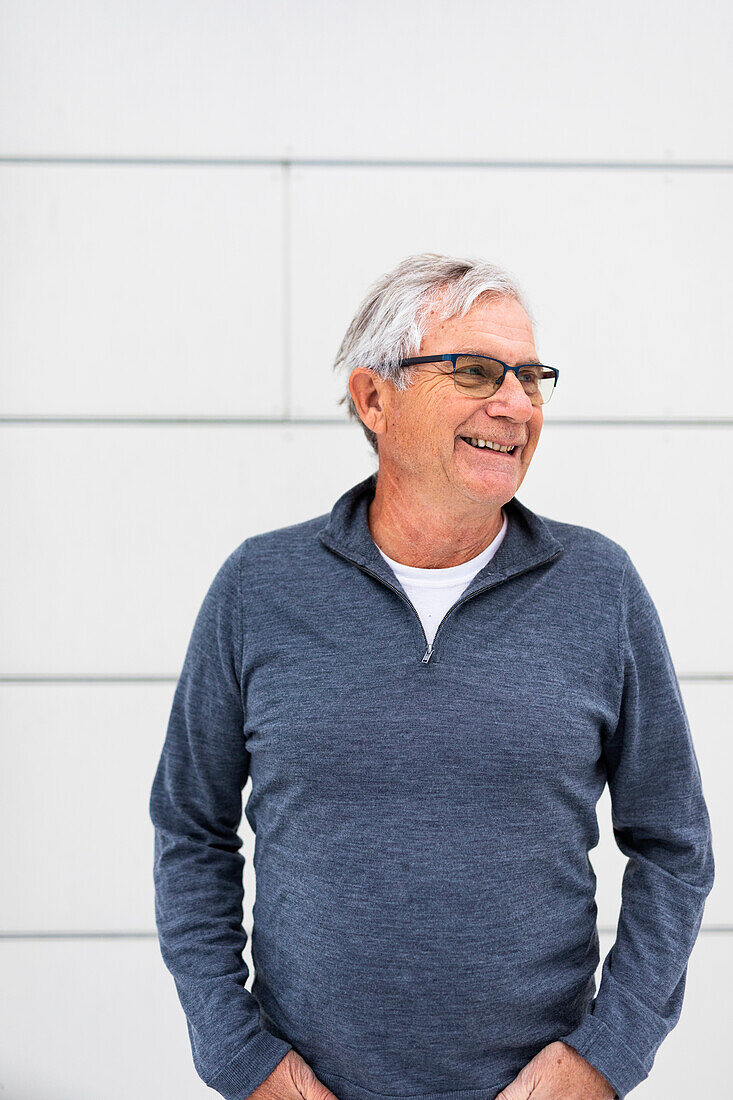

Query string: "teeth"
[[464, 437, 515, 453]]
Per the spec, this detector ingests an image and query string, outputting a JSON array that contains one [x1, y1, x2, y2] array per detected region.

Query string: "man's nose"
[[485, 371, 534, 418]]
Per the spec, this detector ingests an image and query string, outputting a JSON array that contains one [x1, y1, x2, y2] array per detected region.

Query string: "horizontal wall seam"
[[1, 156, 733, 171], [2, 417, 733, 427], [1, 926, 730, 940]]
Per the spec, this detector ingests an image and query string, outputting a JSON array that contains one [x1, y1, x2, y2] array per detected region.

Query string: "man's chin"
[[451, 469, 517, 510], [454, 444, 520, 485]]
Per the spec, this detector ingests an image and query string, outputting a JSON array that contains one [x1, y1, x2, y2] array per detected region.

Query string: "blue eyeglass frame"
[[398, 353, 560, 403]]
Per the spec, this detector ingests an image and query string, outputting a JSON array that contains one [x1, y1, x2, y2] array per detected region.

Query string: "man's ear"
[[348, 367, 389, 437]]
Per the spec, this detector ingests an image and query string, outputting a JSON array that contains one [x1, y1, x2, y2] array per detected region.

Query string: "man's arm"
[[558, 551, 715, 1098], [149, 546, 293, 1100]]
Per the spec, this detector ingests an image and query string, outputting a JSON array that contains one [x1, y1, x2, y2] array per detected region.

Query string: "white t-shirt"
[[375, 508, 508, 648]]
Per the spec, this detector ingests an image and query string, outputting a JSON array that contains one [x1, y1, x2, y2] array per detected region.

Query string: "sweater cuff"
[[559, 1013, 647, 1100], [207, 1028, 293, 1100]]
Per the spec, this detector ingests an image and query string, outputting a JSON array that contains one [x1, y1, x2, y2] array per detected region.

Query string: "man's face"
[[378, 293, 543, 511]]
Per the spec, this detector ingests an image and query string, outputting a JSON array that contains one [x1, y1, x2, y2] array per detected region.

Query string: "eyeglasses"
[[398, 353, 559, 406]]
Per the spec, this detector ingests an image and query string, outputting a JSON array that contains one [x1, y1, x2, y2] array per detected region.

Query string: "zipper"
[[419, 549, 562, 663], [322, 541, 563, 665], [324, 543, 434, 660]]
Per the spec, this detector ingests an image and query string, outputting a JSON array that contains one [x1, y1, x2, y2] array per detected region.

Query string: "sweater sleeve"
[[558, 552, 715, 1099], [149, 546, 293, 1100]]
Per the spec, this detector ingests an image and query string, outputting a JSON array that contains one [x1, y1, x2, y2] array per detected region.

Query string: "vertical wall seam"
[[281, 160, 293, 420]]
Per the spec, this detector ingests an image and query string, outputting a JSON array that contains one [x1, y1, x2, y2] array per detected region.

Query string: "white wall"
[[1, 2, 730, 1098]]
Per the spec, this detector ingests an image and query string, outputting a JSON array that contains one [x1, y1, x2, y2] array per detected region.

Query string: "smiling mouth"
[[458, 436, 520, 455]]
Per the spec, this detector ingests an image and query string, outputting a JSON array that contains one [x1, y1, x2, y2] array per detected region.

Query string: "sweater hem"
[[317, 1068, 510, 1100]]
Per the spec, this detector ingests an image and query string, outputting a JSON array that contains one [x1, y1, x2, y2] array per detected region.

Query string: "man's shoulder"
[[227, 509, 331, 570], [529, 506, 631, 574]]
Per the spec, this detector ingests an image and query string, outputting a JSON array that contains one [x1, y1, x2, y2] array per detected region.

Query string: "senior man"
[[150, 253, 714, 1100]]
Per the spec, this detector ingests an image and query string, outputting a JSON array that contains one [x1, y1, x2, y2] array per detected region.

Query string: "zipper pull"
[[421, 642, 434, 665]]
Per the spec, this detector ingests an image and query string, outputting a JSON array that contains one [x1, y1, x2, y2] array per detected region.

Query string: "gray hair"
[[333, 252, 536, 456]]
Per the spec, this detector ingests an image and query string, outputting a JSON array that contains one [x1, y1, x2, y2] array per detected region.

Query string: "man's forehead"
[[425, 294, 533, 336], [422, 305, 537, 354], [441, 315, 535, 340]]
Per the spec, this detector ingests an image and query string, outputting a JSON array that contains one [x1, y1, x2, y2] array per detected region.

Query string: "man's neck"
[[367, 484, 505, 569]]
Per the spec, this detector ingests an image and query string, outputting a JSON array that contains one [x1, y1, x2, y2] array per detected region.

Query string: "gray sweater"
[[149, 471, 715, 1100]]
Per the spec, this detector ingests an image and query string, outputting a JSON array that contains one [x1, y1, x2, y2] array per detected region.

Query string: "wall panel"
[[1, 423, 729, 675], [1, 1, 732, 162], [1, 680, 726, 933], [0, 164, 285, 415], [289, 166, 733, 419], [0, 932, 727, 1099]]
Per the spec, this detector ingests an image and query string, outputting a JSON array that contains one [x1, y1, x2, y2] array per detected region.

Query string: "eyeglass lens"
[[454, 355, 555, 404]]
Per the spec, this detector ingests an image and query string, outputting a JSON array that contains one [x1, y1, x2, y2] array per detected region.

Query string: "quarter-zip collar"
[[317, 471, 565, 663]]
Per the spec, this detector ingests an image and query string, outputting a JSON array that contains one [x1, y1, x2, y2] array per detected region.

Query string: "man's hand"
[[494, 1040, 616, 1100], [250, 1048, 340, 1100]]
